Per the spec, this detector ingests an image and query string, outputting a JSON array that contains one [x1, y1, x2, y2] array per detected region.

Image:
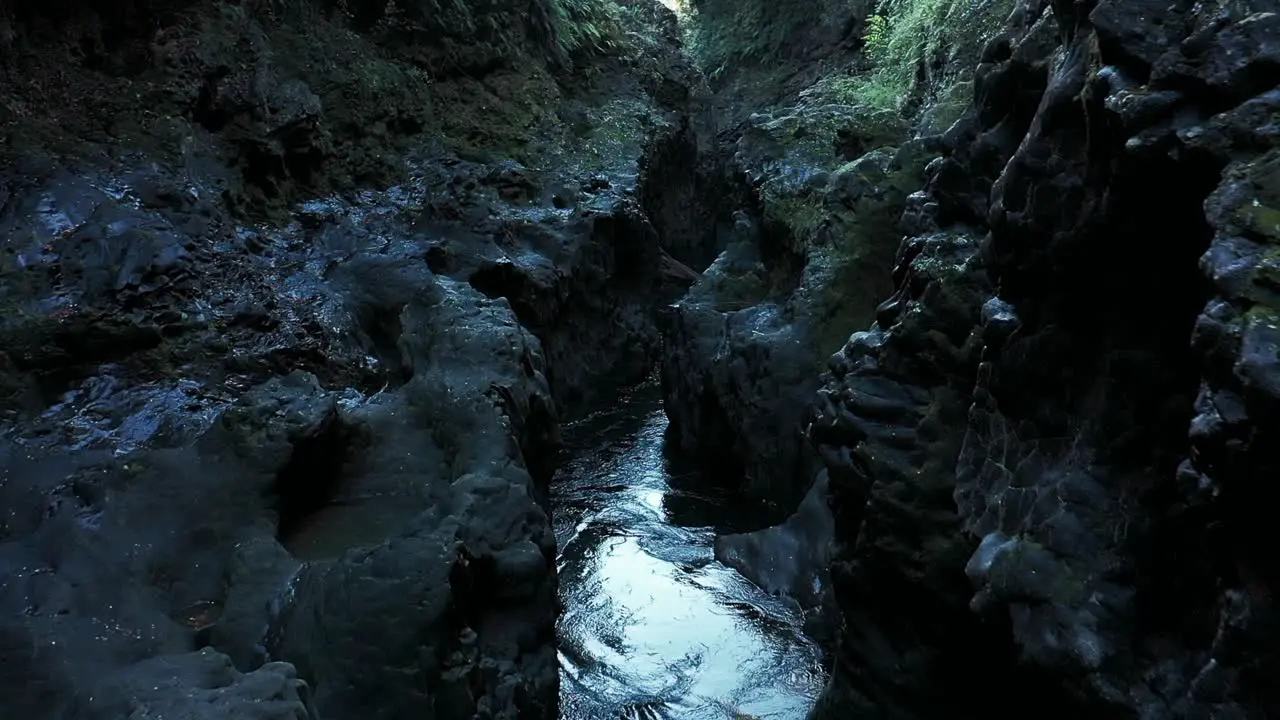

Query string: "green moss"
[[709, 270, 773, 311], [1243, 256, 1280, 311], [738, 105, 907, 207], [1244, 301, 1280, 321], [766, 193, 829, 239], [1239, 201, 1280, 241], [1236, 149, 1280, 241], [730, 94, 931, 357], [809, 220, 898, 355], [917, 78, 973, 134], [818, 74, 902, 110], [806, 146, 937, 357], [433, 68, 565, 162]]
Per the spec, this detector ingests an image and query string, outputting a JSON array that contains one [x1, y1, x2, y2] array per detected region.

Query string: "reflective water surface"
[[555, 383, 826, 719]]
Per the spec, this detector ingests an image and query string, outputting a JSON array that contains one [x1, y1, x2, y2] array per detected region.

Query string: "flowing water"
[[555, 381, 826, 720]]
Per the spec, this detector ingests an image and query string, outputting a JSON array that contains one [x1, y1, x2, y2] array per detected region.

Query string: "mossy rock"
[[736, 117, 941, 361], [796, 144, 941, 358], [739, 103, 908, 183], [1232, 149, 1280, 242], [708, 266, 774, 311], [685, 0, 857, 80], [916, 79, 973, 136]]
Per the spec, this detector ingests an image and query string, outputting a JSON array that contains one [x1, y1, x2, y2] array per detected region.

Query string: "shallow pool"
[[554, 382, 825, 719]]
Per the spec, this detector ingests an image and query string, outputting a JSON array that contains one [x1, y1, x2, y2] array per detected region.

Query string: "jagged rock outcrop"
[[809, 0, 1280, 717], [436, 180, 684, 416], [260, 285, 561, 719], [660, 93, 932, 511], [714, 468, 838, 638], [660, 0, 1011, 640]]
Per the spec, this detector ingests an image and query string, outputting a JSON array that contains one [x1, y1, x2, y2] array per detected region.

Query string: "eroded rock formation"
[[808, 0, 1280, 716], [0, 1, 713, 718]]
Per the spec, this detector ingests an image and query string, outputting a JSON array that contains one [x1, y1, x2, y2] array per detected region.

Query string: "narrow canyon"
[[0, 0, 1276, 718]]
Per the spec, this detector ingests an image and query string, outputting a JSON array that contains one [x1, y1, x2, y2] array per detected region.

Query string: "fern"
[[548, 0, 627, 57], [857, 0, 1013, 110]]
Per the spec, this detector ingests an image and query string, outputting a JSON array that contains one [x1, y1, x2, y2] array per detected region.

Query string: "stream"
[[554, 381, 827, 719]]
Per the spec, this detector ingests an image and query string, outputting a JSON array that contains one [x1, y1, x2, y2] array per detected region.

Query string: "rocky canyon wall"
[[808, 0, 1280, 716], [0, 1, 714, 718]]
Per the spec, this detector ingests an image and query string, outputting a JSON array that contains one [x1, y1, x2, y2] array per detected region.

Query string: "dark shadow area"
[[468, 263, 541, 329], [0, 0, 194, 76], [660, 423, 791, 532], [273, 414, 361, 547], [990, 128, 1221, 646], [352, 303, 413, 387]]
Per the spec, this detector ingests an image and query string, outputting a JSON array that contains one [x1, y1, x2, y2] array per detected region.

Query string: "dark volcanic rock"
[[660, 95, 937, 520], [263, 283, 560, 719], [440, 185, 677, 417], [0, 247, 561, 719], [68, 650, 318, 720], [0, 1, 706, 718], [808, 225, 997, 720], [809, 0, 1280, 717], [714, 468, 838, 637]]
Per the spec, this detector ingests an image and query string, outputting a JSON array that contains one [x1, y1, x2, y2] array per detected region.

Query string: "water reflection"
[[555, 382, 825, 719]]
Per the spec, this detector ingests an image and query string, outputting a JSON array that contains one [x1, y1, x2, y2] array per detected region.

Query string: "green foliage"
[[861, 11, 888, 50], [801, 72, 899, 109], [682, 0, 811, 79], [855, 0, 1012, 110], [548, 0, 628, 57]]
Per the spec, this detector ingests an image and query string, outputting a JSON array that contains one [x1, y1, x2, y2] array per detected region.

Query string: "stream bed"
[[554, 381, 826, 719]]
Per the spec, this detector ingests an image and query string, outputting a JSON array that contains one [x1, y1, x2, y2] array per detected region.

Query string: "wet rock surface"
[[807, 0, 1280, 717], [0, 1, 714, 718], [0, 159, 568, 717], [713, 468, 837, 640]]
